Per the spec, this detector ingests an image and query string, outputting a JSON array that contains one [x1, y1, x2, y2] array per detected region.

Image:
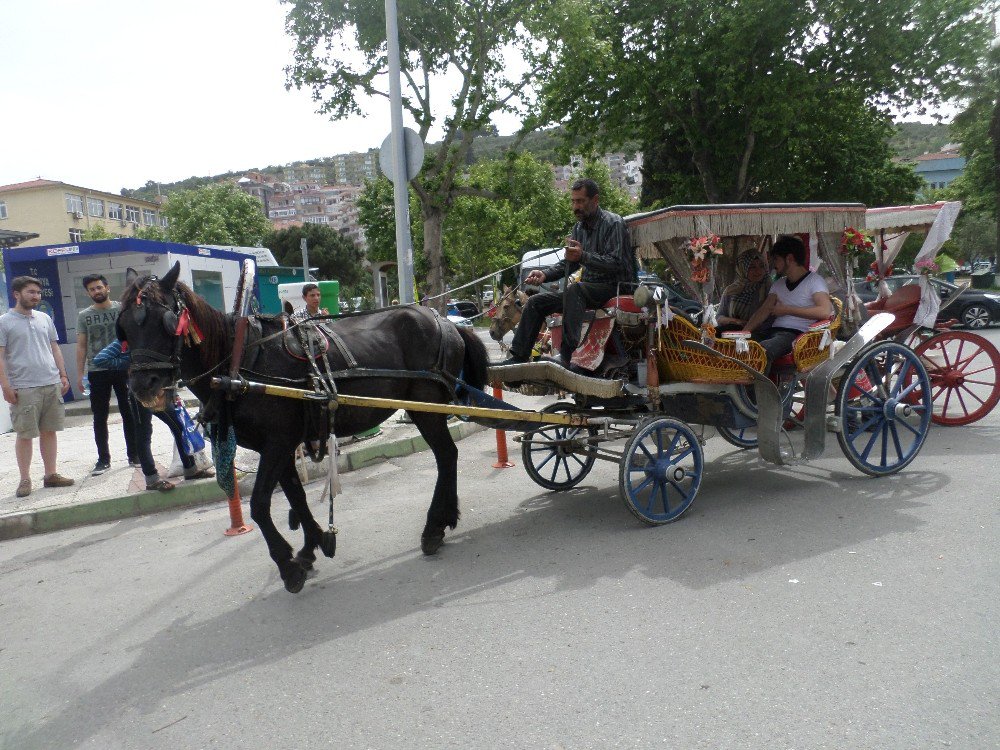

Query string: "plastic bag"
[[173, 397, 206, 454]]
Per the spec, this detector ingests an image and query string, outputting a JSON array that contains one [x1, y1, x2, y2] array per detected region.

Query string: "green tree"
[[81, 224, 114, 241], [283, 0, 591, 305], [161, 183, 271, 246], [541, 0, 993, 206], [264, 223, 366, 288], [947, 43, 1000, 256], [444, 152, 570, 290]]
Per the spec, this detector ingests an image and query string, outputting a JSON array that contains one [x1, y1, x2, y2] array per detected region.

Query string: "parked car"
[[448, 299, 481, 319], [853, 275, 1000, 329]]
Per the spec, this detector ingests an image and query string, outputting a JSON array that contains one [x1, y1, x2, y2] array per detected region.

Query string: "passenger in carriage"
[[497, 178, 638, 368], [716, 250, 769, 332], [743, 235, 833, 369]]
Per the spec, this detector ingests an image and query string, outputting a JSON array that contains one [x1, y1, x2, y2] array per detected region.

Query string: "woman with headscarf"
[[717, 250, 769, 331]]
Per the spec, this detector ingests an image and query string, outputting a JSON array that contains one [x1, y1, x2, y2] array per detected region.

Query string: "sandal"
[[145, 479, 176, 492], [184, 468, 216, 480]]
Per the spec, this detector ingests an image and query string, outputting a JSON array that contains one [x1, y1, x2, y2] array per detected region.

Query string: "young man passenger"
[[76, 273, 138, 475], [0, 276, 75, 497], [744, 235, 833, 368]]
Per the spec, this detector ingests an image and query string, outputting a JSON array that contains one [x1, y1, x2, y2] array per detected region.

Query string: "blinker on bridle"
[[128, 277, 199, 379]]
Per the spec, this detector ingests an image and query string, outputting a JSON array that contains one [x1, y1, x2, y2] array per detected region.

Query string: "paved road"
[[1, 328, 997, 749]]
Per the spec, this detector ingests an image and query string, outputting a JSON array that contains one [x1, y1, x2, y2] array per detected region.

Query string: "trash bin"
[[971, 271, 996, 289]]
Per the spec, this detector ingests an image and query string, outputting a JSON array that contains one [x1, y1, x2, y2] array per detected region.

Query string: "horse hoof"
[[288, 509, 300, 531], [283, 564, 307, 594], [320, 531, 337, 558], [421, 534, 444, 555]]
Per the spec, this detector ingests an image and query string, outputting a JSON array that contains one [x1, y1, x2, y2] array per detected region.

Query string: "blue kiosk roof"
[[2, 237, 255, 265]]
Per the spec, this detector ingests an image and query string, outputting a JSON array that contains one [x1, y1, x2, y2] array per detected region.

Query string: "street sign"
[[379, 127, 425, 182]]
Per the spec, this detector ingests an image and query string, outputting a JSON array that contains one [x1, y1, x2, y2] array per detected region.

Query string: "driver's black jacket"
[[542, 207, 637, 287]]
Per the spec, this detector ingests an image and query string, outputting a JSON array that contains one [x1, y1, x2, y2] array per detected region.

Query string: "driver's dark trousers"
[[509, 282, 618, 361]]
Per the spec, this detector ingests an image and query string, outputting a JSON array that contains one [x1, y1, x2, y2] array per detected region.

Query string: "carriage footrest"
[[487, 361, 625, 399]]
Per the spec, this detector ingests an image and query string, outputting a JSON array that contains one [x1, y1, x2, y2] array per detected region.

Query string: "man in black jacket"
[[500, 178, 637, 367]]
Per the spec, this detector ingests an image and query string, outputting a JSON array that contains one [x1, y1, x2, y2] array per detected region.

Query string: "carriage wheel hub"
[[941, 369, 964, 387]]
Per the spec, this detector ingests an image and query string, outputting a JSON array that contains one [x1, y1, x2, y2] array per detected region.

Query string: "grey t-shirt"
[[0, 309, 61, 389], [77, 301, 121, 372]]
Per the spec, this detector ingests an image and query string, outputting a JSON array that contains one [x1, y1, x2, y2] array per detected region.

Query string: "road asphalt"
[[0, 390, 485, 542]]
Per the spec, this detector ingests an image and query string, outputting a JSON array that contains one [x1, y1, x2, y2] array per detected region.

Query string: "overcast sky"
[[0, 0, 433, 194]]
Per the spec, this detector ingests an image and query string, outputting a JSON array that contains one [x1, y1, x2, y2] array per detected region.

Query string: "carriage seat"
[[865, 283, 920, 334]]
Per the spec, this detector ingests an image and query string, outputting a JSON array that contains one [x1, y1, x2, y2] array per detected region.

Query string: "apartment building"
[[0, 179, 164, 247], [912, 146, 966, 191], [245, 179, 366, 249]]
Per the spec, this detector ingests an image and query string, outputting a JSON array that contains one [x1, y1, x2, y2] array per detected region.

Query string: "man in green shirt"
[[75, 274, 138, 475]]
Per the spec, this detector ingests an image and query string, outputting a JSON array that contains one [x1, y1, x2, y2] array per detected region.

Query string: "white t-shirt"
[[770, 272, 830, 331]]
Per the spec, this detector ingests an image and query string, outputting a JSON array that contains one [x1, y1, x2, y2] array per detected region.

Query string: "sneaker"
[[16, 479, 31, 498], [92, 461, 111, 476], [127, 457, 141, 468], [43, 473, 75, 488]]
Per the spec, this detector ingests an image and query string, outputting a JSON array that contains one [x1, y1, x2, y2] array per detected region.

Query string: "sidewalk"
[[0, 394, 484, 541]]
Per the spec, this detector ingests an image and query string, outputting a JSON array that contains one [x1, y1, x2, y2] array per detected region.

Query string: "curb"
[[0, 421, 485, 542]]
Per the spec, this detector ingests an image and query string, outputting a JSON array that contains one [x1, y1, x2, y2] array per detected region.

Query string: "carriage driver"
[[743, 234, 833, 368], [498, 178, 638, 368]]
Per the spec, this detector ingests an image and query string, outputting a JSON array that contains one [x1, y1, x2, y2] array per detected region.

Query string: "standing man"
[[500, 178, 637, 367], [76, 274, 138, 475], [0, 276, 75, 498], [301, 283, 328, 317], [744, 235, 833, 368]]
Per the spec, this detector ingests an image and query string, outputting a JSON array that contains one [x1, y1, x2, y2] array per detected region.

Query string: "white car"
[[447, 313, 472, 328]]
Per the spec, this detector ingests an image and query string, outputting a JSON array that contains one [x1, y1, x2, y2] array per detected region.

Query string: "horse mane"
[[121, 276, 230, 369]]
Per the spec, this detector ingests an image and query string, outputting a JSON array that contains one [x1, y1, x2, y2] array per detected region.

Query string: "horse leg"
[[407, 411, 459, 555], [249, 446, 309, 593], [276, 458, 335, 571]]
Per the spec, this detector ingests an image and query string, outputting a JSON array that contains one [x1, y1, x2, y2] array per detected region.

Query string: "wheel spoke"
[[895, 416, 922, 437], [889, 422, 905, 464], [658, 483, 671, 515], [632, 475, 654, 494], [858, 421, 883, 462]]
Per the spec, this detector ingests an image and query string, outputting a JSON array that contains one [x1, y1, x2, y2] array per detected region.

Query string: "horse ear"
[[125, 267, 139, 287], [160, 261, 181, 292], [503, 285, 510, 293], [283, 300, 294, 315]]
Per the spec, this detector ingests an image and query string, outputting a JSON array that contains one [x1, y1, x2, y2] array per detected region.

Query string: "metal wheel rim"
[[963, 306, 990, 329]]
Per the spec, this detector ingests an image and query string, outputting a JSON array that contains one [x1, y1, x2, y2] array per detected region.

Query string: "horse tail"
[[456, 326, 489, 391]]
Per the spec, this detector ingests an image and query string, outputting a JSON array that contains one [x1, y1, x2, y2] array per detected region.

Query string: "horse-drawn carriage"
[[115, 202, 991, 593], [488, 203, 940, 524]]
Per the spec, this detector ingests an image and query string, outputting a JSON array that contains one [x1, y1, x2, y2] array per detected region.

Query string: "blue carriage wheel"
[[836, 341, 932, 476], [522, 402, 598, 491], [619, 417, 703, 525]]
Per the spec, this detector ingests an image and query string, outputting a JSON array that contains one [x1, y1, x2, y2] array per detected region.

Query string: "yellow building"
[[0, 179, 164, 247]]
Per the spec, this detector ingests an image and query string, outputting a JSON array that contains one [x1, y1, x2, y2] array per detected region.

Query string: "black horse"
[[117, 262, 489, 593]]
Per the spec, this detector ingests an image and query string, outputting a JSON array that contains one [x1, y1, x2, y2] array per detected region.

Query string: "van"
[[519, 247, 565, 293]]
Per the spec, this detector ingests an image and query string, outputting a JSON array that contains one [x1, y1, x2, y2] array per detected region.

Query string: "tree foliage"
[[161, 183, 271, 247], [283, 0, 591, 305], [263, 223, 366, 288], [948, 43, 1000, 224], [541, 0, 993, 206]]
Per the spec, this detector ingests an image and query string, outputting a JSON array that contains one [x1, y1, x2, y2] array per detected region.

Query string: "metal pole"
[[300, 236, 310, 282], [384, 0, 416, 304]]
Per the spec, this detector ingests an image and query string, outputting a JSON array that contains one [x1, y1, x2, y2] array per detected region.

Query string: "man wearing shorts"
[[0, 276, 75, 498]]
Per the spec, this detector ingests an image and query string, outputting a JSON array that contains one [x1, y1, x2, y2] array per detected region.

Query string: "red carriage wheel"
[[913, 331, 1000, 426]]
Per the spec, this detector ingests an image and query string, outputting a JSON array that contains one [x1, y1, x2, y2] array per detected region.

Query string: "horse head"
[[489, 285, 528, 341], [117, 261, 188, 407]]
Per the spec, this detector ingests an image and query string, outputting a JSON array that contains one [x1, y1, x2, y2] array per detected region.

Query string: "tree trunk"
[[422, 205, 446, 312]]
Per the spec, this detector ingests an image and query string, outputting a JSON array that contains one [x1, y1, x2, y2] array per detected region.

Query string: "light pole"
[[384, 0, 416, 304]]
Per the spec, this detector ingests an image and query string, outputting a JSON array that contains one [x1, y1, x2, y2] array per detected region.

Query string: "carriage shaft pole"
[[210, 377, 590, 427]]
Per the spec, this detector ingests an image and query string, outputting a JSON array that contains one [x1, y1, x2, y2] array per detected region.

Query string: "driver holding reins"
[[498, 178, 637, 368]]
